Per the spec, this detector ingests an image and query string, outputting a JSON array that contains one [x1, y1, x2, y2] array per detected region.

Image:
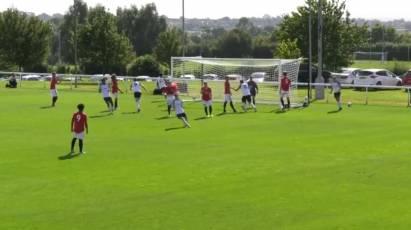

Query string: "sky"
[[0, 0, 411, 21]]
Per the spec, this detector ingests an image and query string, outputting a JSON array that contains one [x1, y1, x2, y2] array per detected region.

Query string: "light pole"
[[315, 0, 325, 100], [182, 0, 185, 57], [308, 1, 313, 101]]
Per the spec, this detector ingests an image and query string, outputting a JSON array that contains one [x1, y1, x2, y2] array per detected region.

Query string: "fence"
[[2, 71, 411, 108]]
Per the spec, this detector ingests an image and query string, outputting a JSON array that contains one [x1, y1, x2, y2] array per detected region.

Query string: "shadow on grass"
[[58, 152, 81, 160], [122, 111, 138, 115], [100, 110, 111, 113], [156, 116, 171, 120], [194, 116, 208, 121], [165, 126, 186, 131], [328, 109, 342, 114], [90, 113, 113, 119], [40, 105, 54, 109]]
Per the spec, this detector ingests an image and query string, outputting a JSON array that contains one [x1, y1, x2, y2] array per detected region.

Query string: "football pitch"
[[2, 87, 411, 229]]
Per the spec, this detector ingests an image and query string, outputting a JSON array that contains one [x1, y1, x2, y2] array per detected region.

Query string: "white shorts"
[[224, 94, 232, 102], [167, 95, 175, 106], [280, 90, 290, 98], [112, 92, 119, 99], [50, 89, 58, 97], [73, 132, 84, 140], [203, 100, 212, 107]]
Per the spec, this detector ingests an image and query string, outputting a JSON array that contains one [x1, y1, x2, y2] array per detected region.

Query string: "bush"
[[391, 61, 409, 75], [128, 55, 161, 77]]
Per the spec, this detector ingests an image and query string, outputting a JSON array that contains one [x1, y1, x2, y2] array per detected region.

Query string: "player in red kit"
[[70, 103, 88, 154], [201, 81, 213, 117], [163, 81, 177, 117], [50, 72, 59, 106], [223, 77, 237, 113], [111, 74, 123, 110], [280, 71, 291, 110]]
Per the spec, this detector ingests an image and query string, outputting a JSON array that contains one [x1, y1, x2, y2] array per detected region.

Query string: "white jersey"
[[331, 81, 341, 93], [157, 78, 166, 89], [174, 99, 185, 114], [132, 81, 141, 93], [101, 84, 110, 98], [240, 83, 251, 96]]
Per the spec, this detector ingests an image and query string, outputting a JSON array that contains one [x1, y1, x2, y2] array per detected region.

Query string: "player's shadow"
[[328, 109, 342, 114], [90, 113, 113, 119], [165, 127, 186, 131], [40, 105, 54, 109], [155, 116, 171, 120], [100, 110, 111, 113], [194, 116, 208, 121], [122, 112, 138, 115], [58, 152, 81, 160]]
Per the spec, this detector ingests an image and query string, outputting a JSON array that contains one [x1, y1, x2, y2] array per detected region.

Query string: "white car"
[[180, 74, 196, 80], [22, 74, 41, 81], [332, 68, 360, 84], [202, 74, 218, 80], [135, 76, 152, 81], [250, 72, 266, 83], [354, 69, 402, 86]]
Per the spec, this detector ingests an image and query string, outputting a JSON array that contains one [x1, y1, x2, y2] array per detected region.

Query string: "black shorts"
[[242, 95, 251, 103], [334, 92, 341, 99], [104, 97, 112, 103], [134, 92, 142, 99], [250, 91, 257, 97], [177, 113, 187, 119]]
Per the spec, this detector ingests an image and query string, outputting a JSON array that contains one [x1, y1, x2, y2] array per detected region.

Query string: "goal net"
[[170, 57, 302, 105], [353, 51, 387, 63]]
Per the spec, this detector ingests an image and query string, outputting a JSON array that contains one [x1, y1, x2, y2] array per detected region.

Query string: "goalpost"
[[170, 57, 302, 105], [353, 51, 388, 63]]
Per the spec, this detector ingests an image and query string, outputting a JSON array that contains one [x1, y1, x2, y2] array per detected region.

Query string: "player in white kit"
[[235, 80, 256, 112], [173, 94, 190, 128], [330, 77, 342, 111], [99, 77, 114, 112], [130, 78, 147, 113]]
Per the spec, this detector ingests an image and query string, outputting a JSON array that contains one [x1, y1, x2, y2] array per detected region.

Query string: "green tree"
[[153, 27, 182, 65], [78, 6, 134, 74], [128, 55, 161, 77], [277, 0, 368, 70], [236, 17, 259, 36], [217, 29, 252, 58], [275, 39, 301, 59], [117, 4, 167, 56], [59, 0, 88, 65], [370, 23, 397, 44], [253, 36, 275, 58], [0, 9, 52, 71]]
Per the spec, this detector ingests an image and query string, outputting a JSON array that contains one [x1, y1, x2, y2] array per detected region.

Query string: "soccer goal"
[[170, 57, 302, 105], [353, 51, 388, 63]]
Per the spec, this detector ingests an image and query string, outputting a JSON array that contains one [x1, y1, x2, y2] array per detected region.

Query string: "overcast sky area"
[[0, 0, 411, 21]]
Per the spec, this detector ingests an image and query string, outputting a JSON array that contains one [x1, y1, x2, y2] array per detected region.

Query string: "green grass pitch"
[[2, 86, 411, 229]]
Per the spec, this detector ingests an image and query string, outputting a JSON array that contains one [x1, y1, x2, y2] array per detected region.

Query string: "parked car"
[[22, 74, 41, 81], [332, 68, 360, 84], [354, 69, 402, 86], [298, 63, 332, 83], [180, 74, 196, 80], [201, 74, 219, 80], [135, 76, 152, 81], [401, 69, 411, 86], [249, 72, 266, 83], [225, 74, 242, 81]]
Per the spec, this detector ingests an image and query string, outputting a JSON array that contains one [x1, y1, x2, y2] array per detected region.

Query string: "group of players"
[[47, 71, 297, 154]]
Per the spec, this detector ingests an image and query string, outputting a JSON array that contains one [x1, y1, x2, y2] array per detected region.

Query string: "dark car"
[[298, 63, 332, 83], [401, 70, 411, 86]]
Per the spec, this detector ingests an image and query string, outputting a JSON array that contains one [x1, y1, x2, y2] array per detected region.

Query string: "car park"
[[354, 69, 402, 86], [22, 75, 41, 81], [332, 68, 360, 84]]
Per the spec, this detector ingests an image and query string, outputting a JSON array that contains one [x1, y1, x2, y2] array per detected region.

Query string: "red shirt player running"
[[163, 82, 178, 116], [280, 71, 291, 109], [223, 77, 237, 113], [70, 103, 88, 154], [201, 82, 213, 117], [111, 74, 123, 110], [50, 72, 59, 106]]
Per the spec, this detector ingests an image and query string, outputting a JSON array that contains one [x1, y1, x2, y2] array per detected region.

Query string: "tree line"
[[1, 0, 411, 75]]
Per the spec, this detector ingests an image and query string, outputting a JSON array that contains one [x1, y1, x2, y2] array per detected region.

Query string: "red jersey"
[[112, 79, 119, 93], [280, 77, 291, 91], [201, 86, 212, 101], [224, 81, 231, 94], [50, 77, 58, 89], [71, 112, 88, 133], [163, 85, 177, 95]]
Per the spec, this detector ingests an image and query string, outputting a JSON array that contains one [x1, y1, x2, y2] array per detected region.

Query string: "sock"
[[204, 107, 208, 116], [209, 106, 212, 115], [280, 98, 285, 108], [242, 103, 246, 111], [182, 117, 190, 127], [52, 97, 57, 106], [230, 102, 236, 112], [287, 98, 290, 108], [114, 99, 118, 109], [71, 138, 76, 152], [223, 102, 227, 112], [79, 139, 83, 152], [168, 105, 171, 115]]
